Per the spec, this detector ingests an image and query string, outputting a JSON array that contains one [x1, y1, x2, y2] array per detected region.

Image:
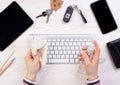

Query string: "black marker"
[[79, 10, 87, 23]]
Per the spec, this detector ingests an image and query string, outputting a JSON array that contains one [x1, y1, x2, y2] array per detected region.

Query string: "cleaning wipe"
[[86, 44, 95, 56], [30, 37, 47, 66]]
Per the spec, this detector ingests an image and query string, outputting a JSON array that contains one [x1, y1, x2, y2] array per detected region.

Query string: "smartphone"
[[90, 0, 117, 34]]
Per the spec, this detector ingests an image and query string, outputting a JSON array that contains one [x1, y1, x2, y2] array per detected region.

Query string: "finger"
[[81, 51, 90, 65], [78, 51, 84, 58], [25, 49, 33, 61], [82, 46, 88, 51], [79, 57, 84, 61], [78, 54, 82, 60], [34, 49, 43, 68], [78, 50, 87, 58], [93, 40, 100, 62], [35, 49, 42, 60], [94, 40, 100, 57], [37, 49, 42, 57], [78, 53, 81, 57]]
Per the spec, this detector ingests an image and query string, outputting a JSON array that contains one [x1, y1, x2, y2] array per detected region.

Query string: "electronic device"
[[0, 1, 33, 51], [90, 0, 117, 34], [29, 34, 93, 64], [63, 6, 74, 23], [107, 38, 120, 68]]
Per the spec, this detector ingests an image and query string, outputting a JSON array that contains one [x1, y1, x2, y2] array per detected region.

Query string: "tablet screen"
[[0, 1, 33, 51]]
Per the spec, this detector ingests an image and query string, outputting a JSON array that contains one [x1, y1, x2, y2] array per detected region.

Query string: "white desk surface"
[[0, 0, 120, 85]]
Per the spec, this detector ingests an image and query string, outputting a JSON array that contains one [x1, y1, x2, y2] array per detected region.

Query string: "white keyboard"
[[29, 34, 94, 64]]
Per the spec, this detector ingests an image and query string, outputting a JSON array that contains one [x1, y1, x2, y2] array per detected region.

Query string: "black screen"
[[91, 0, 117, 34], [0, 1, 33, 51]]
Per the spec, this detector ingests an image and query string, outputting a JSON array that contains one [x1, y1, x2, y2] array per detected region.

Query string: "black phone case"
[[91, 0, 117, 34], [107, 38, 120, 68]]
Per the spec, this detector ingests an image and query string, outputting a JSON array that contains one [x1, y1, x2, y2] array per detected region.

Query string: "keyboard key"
[[61, 55, 65, 58], [84, 39, 87, 41], [55, 51, 59, 54], [60, 42, 64, 45], [86, 42, 92, 46], [57, 39, 60, 42], [54, 46, 57, 50], [62, 46, 66, 50], [72, 51, 76, 54], [49, 46, 53, 50], [77, 42, 81, 45], [47, 42, 51, 46], [70, 55, 74, 58], [67, 47, 70, 50], [59, 51, 63, 54], [56, 42, 59, 45], [65, 55, 69, 59], [56, 55, 60, 59], [70, 59, 75, 63], [48, 59, 69, 64], [66, 39, 69, 42], [74, 55, 78, 58], [70, 39, 74, 42], [76, 51, 80, 54], [68, 51, 71, 54], [75, 47, 79, 50], [73, 42, 77, 46], [58, 46, 62, 50], [48, 55, 52, 58], [53, 55, 56, 58], [65, 42, 68, 45], [51, 51, 54, 54], [75, 59, 79, 63], [52, 42, 55, 45], [82, 42, 85, 46], [69, 42, 72, 45], [71, 46, 74, 50], [63, 51, 67, 54]]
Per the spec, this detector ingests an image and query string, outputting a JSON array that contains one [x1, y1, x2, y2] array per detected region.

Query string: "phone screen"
[[91, 0, 117, 34]]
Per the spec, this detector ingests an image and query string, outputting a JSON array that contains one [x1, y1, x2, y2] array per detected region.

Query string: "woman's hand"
[[79, 40, 100, 81], [25, 49, 42, 81]]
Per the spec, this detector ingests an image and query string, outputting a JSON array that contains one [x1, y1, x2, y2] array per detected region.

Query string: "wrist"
[[87, 75, 98, 81], [26, 73, 37, 81]]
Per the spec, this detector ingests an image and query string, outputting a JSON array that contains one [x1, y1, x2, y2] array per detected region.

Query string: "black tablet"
[[0, 1, 33, 51]]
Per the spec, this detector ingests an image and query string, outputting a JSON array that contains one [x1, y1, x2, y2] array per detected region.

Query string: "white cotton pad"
[[86, 44, 95, 56], [30, 37, 47, 66]]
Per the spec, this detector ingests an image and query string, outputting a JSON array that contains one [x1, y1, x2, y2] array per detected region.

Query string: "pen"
[[0, 51, 14, 70], [0, 58, 15, 76], [79, 10, 87, 23]]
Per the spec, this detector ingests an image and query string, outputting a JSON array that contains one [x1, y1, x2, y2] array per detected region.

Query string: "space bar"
[[47, 59, 69, 64]]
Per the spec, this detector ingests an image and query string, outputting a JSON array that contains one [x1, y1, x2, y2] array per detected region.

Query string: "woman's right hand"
[[79, 40, 100, 81]]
